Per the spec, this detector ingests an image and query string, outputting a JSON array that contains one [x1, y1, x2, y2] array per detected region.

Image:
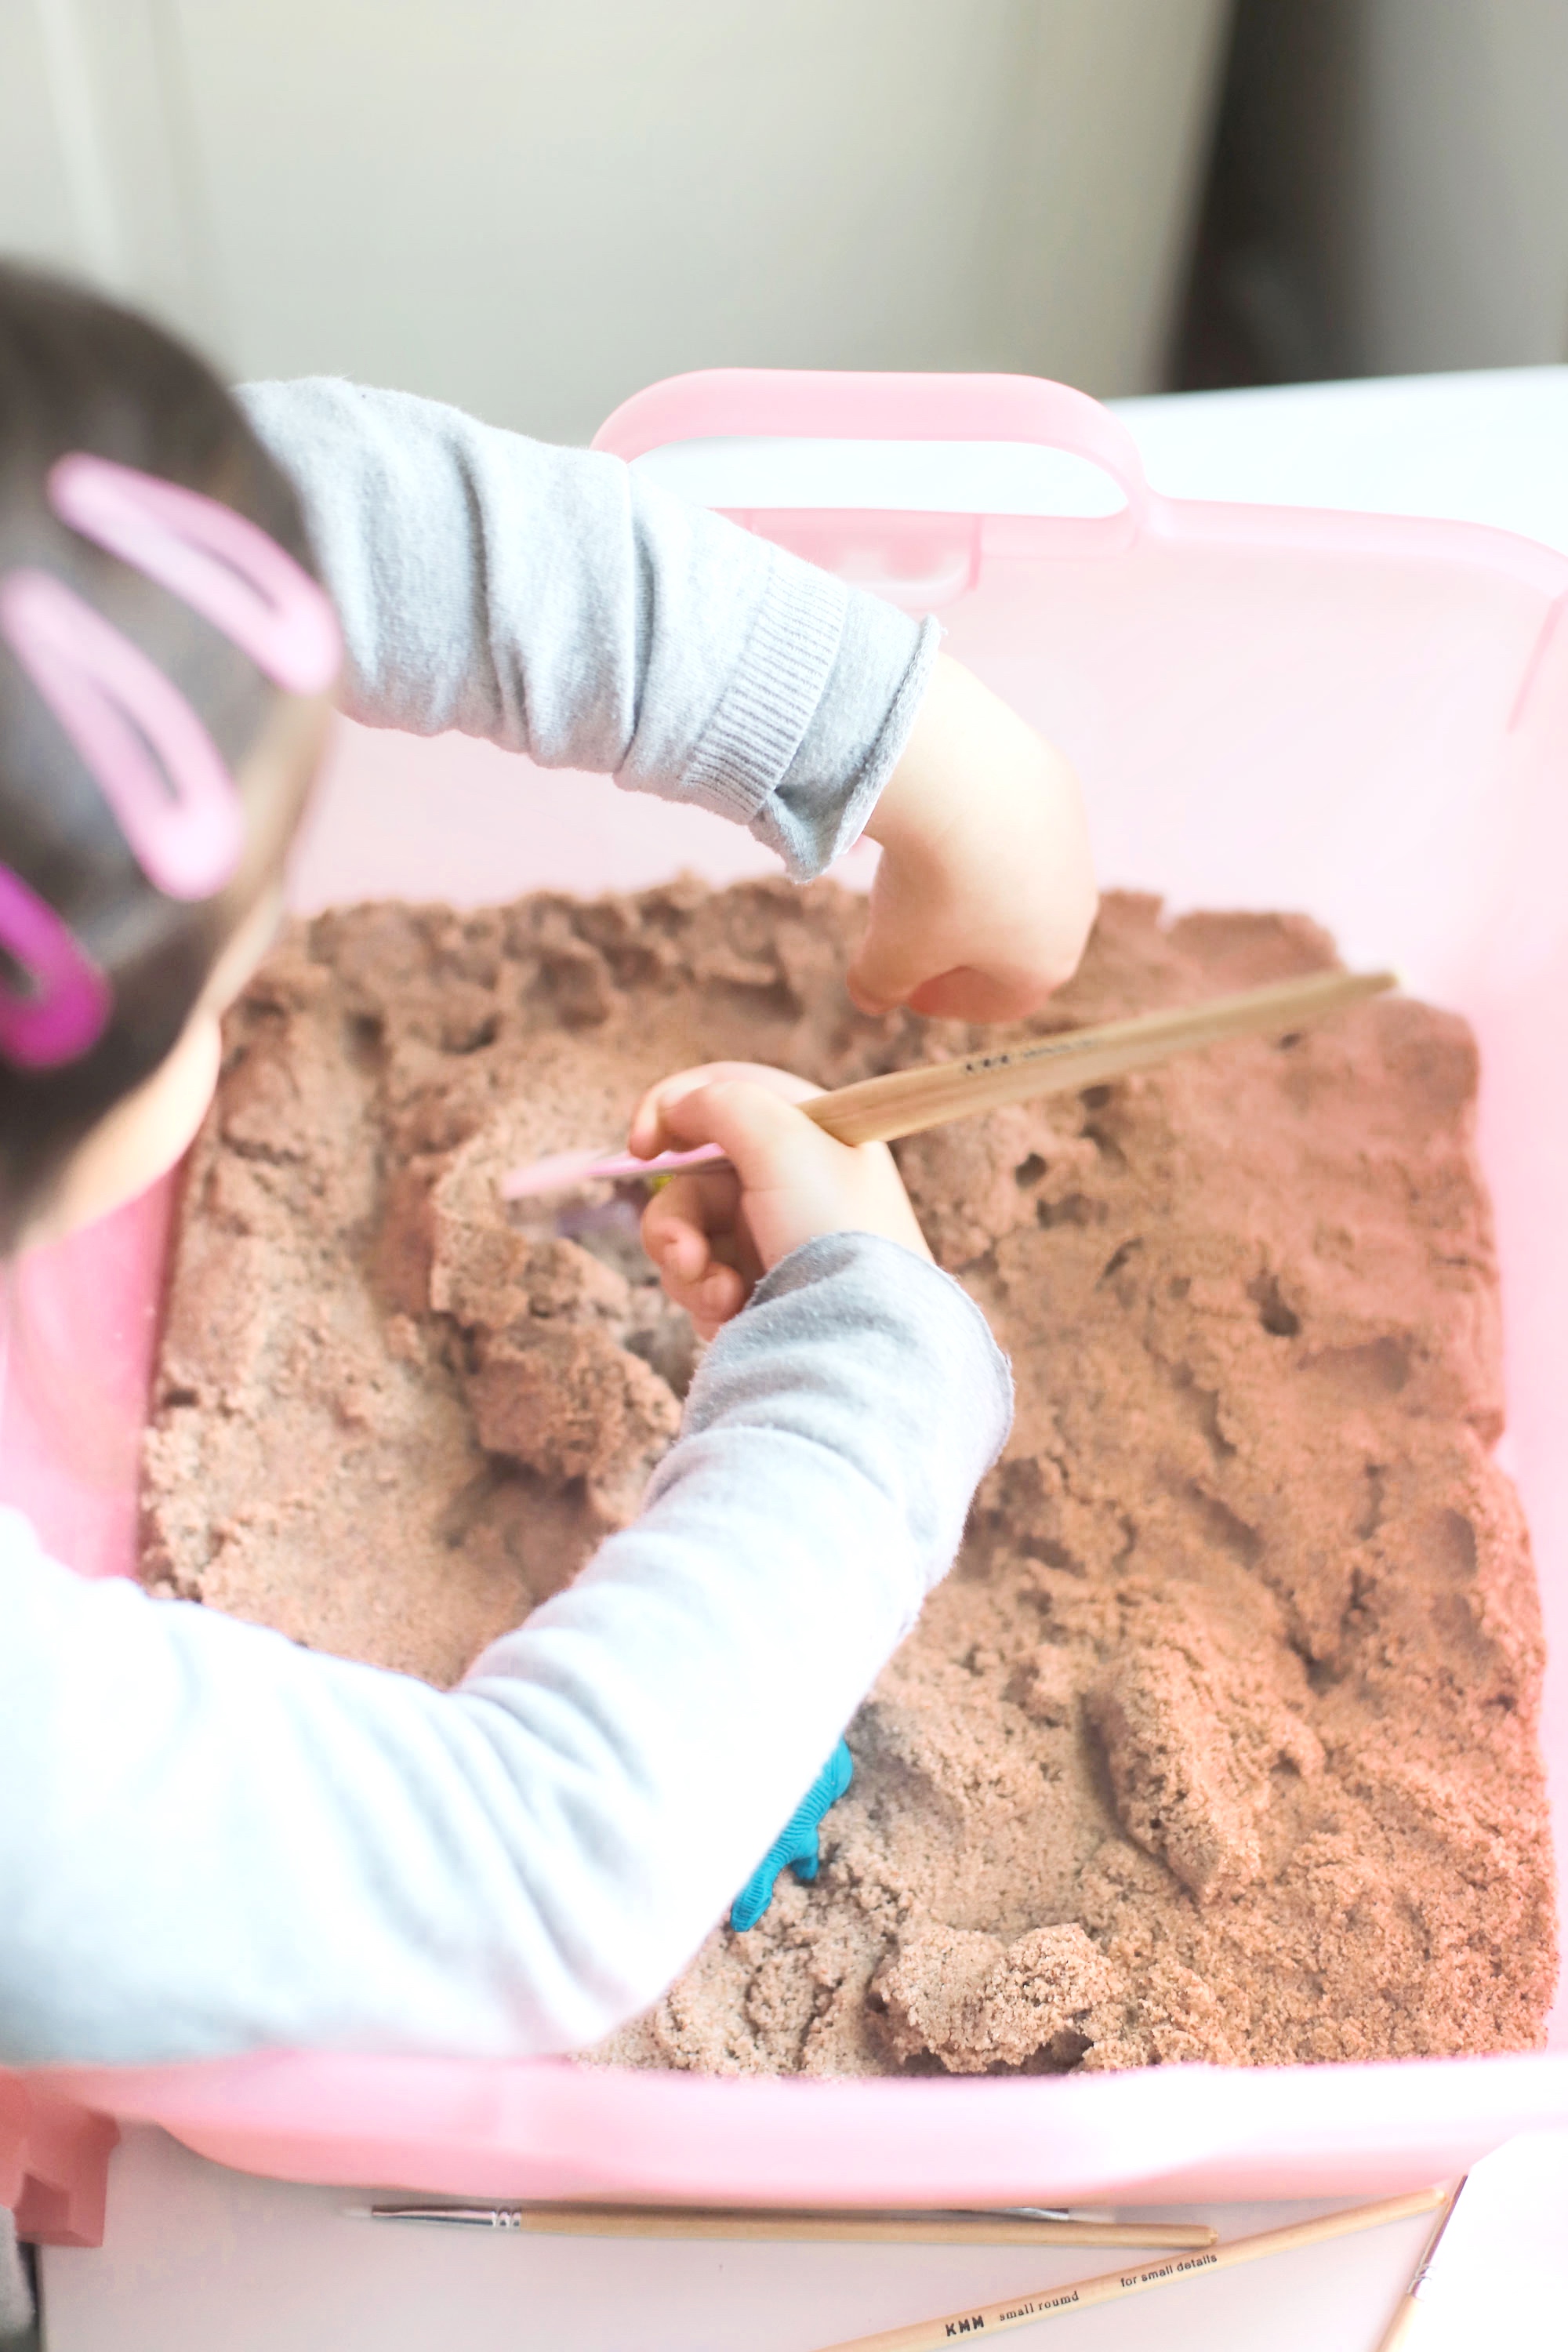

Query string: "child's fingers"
[[641, 1203, 709, 1287], [628, 1061, 822, 1158], [655, 1076, 831, 1187], [657, 1078, 931, 1272], [845, 887, 953, 1017], [666, 1261, 747, 1340], [852, 945, 1026, 1022], [848, 860, 1075, 1019], [641, 1167, 736, 1279], [637, 1065, 932, 1304], [642, 1165, 764, 1334], [850, 885, 1089, 1021], [904, 964, 1045, 1022], [641, 1200, 747, 1333], [851, 654, 1097, 1019]]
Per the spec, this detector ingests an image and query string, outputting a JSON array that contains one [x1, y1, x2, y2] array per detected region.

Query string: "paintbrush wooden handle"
[[500, 2208, 1214, 2249], [1370, 2177, 1467, 2350], [803, 967, 1396, 1149], [500, 967, 1396, 1197], [349, 2201, 1217, 2250], [809, 2185, 1449, 2352]]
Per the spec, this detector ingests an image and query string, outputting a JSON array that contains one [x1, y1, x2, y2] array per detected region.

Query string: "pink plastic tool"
[[5, 368, 1568, 2239], [48, 453, 342, 696], [0, 568, 244, 902], [0, 862, 111, 1068], [501, 1142, 728, 1199]]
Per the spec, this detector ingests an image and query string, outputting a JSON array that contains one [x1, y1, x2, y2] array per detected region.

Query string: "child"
[[0, 263, 1094, 2066]]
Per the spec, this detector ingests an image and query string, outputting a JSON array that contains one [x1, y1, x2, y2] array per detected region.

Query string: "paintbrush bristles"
[[1370, 2176, 1468, 2352], [804, 968, 1397, 1150]]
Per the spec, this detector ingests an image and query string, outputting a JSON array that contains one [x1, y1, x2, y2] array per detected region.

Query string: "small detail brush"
[[800, 2184, 1451, 2350], [1370, 2175, 1468, 2350], [500, 966, 1396, 1200], [339, 2201, 1218, 2249]]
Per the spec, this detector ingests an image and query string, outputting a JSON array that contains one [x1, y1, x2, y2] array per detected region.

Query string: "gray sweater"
[[0, 384, 1011, 2064]]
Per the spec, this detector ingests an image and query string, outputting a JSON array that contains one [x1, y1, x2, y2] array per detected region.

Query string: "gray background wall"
[[5, 2, 1566, 431], [1183, 0, 1568, 387], [0, 0, 1230, 440]]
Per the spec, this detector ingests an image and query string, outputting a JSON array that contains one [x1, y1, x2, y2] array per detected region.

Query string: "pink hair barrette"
[[48, 453, 341, 697], [2, 453, 341, 906], [0, 452, 343, 1070], [0, 568, 245, 902], [0, 863, 111, 1069]]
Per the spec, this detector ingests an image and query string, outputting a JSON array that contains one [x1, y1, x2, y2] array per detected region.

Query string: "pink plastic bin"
[[4, 370, 1568, 2241]]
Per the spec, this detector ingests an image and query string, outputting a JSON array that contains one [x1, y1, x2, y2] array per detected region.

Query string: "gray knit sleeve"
[[0, 1236, 1008, 2063], [238, 379, 936, 878]]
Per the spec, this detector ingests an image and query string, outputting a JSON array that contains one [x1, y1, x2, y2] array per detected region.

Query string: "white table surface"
[[41, 365, 1568, 2350], [39, 2122, 1568, 2350]]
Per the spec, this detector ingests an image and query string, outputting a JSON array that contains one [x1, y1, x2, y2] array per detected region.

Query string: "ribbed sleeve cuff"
[[751, 608, 943, 881], [678, 546, 850, 826]]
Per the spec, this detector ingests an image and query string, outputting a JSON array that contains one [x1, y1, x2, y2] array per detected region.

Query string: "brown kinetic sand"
[[141, 884, 1559, 2075]]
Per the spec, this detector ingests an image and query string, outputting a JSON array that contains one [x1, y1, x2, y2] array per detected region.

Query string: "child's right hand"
[[630, 1062, 932, 1341]]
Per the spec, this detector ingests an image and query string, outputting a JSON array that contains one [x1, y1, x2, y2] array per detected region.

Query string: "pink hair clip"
[[0, 568, 245, 901], [0, 453, 339, 1069], [0, 864, 111, 1069], [48, 453, 342, 696]]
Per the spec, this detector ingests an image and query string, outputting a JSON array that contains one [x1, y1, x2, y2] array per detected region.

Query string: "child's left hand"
[[630, 1062, 931, 1340]]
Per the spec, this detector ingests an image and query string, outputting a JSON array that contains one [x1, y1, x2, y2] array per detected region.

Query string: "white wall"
[[0, 2, 216, 343], [2, 0, 1230, 439]]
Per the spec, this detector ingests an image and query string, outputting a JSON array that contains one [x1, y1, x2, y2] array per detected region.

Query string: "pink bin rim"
[[4, 368, 1567, 2241]]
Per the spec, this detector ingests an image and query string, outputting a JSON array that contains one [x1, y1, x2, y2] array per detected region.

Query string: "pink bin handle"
[[591, 368, 1149, 526]]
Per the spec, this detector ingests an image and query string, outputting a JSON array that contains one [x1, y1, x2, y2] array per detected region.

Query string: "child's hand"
[[630, 1062, 931, 1340], [855, 654, 1096, 1023]]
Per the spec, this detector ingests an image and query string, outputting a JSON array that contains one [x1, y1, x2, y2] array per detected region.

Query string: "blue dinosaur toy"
[[730, 1740, 855, 1933]]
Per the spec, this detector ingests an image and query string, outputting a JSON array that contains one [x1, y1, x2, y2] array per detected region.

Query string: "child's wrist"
[[860, 702, 953, 858]]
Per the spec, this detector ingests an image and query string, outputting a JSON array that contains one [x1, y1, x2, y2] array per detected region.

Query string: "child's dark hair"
[[0, 261, 321, 1250]]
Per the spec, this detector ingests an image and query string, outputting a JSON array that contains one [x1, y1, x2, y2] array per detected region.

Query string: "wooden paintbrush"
[[1370, 2176, 1469, 2349], [343, 2200, 1218, 2249], [501, 966, 1396, 1199], [800, 2185, 1451, 2351]]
